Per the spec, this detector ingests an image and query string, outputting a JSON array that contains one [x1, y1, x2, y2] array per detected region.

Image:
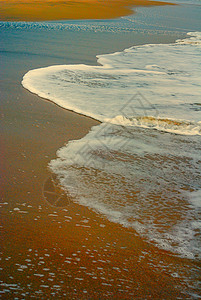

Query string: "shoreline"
[[1, 89, 191, 299], [23, 87, 101, 125], [0, 0, 174, 22], [1, 86, 190, 298], [1, 2, 199, 296]]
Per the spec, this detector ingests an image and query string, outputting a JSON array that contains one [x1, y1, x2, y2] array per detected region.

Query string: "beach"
[[1, 73, 190, 299], [0, 0, 172, 21], [0, 89, 194, 298], [1, 0, 201, 298]]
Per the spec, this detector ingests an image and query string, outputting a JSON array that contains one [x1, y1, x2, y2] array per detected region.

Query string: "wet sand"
[[0, 0, 173, 21], [0, 83, 194, 298], [0, 1, 196, 298]]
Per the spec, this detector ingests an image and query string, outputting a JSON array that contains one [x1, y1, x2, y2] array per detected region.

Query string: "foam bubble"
[[22, 32, 201, 134], [49, 121, 201, 260], [108, 115, 201, 135], [22, 32, 201, 260], [189, 190, 201, 208]]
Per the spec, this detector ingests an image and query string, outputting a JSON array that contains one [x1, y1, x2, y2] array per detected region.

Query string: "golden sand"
[[0, 0, 174, 21], [1, 89, 191, 298], [0, 0, 188, 296]]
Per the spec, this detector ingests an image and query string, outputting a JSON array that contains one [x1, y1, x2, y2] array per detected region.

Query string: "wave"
[[108, 115, 201, 135], [0, 20, 137, 33], [49, 121, 201, 260], [176, 31, 201, 44], [22, 32, 201, 136], [22, 32, 201, 260]]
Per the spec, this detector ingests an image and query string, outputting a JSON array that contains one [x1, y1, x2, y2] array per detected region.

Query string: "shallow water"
[[1, 1, 201, 298], [22, 31, 201, 261]]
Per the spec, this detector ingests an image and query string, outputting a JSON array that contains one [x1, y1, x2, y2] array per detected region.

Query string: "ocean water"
[[1, 0, 201, 297], [22, 31, 201, 261]]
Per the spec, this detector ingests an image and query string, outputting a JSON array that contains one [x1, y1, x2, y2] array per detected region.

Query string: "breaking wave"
[[22, 31, 201, 260], [108, 116, 201, 135]]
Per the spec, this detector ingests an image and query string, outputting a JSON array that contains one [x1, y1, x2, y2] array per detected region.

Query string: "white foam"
[[108, 115, 201, 135], [22, 32, 201, 261], [49, 120, 201, 260], [22, 32, 201, 135], [189, 190, 201, 208]]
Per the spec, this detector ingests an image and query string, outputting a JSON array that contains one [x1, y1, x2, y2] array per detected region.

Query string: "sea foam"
[[22, 32, 201, 260], [22, 32, 201, 136]]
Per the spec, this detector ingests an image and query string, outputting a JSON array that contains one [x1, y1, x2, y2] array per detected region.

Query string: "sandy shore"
[[0, 0, 173, 21], [0, 1, 194, 297], [1, 83, 192, 298]]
